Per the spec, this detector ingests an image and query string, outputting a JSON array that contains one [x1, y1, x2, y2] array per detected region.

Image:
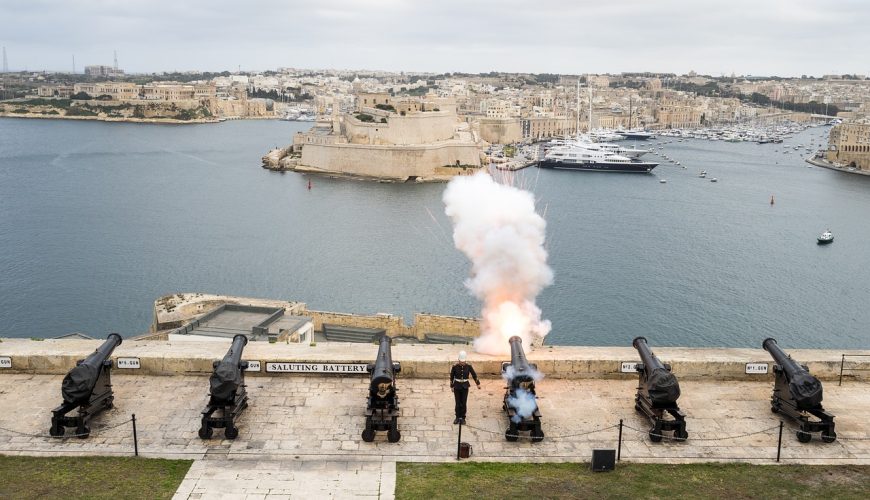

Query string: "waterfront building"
[[72, 82, 139, 100], [827, 122, 870, 170]]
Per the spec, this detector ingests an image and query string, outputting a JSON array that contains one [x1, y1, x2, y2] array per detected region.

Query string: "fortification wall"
[[1, 338, 868, 382], [299, 142, 481, 180], [344, 111, 456, 145], [479, 117, 523, 144]]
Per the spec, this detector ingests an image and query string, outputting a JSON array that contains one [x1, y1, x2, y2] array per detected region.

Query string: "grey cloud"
[[0, 0, 867, 75]]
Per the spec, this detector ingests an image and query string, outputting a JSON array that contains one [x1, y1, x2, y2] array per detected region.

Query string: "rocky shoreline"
[[0, 111, 221, 124]]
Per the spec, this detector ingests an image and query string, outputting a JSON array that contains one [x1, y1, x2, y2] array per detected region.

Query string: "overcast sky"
[[2, 0, 868, 76]]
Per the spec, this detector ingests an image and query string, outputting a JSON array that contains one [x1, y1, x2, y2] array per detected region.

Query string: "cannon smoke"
[[443, 172, 553, 355], [502, 364, 543, 423]]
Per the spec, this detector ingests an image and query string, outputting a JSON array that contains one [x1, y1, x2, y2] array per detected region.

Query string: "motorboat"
[[817, 230, 834, 244]]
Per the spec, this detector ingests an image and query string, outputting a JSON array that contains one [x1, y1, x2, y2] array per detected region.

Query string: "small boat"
[[817, 230, 834, 244], [699, 170, 707, 178], [660, 179, 667, 184], [710, 177, 718, 182]]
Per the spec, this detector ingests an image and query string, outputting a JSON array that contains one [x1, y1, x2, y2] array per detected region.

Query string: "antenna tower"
[[113, 50, 118, 71]]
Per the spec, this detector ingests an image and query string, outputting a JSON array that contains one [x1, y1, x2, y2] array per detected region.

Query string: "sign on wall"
[[266, 362, 369, 374], [244, 360, 261, 372], [620, 362, 639, 373], [0, 356, 11, 368], [116, 357, 141, 369], [745, 363, 769, 374]]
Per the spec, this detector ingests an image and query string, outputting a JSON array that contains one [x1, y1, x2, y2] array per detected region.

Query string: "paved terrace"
[[1, 339, 869, 499]]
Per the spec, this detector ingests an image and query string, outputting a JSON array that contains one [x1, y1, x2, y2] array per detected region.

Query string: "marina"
[[0, 118, 868, 349]]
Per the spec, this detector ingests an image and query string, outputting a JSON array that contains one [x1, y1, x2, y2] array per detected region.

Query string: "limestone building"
[[291, 93, 482, 182], [827, 122, 870, 170]]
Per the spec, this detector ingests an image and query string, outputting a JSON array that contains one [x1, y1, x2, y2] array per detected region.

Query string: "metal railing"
[[839, 354, 870, 386]]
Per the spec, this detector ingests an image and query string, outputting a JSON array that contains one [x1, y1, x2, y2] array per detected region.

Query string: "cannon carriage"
[[50, 333, 122, 438], [632, 336, 687, 442], [502, 336, 544, 442], [199, 334, 250, 439], [763, 338, 836, 443], [361, 336, 401, 443]]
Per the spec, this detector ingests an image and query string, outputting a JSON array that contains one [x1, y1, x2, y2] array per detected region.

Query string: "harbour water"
[[1, 118, 868, 348]]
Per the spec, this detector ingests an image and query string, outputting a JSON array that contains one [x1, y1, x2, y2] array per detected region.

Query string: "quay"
[[494, 158, 537, 171], [806, 155, 870, 176]]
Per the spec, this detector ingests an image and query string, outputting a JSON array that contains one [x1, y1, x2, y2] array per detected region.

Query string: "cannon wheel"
[[796, 430, 812, 443], [76, 425, 90, 439], [198, 425, 213, 439], [770, 405, 780, 414], [674, 428, 688, 441], [105, 396, 114, 409], [387, 417, 401, 443], [505, 422, 519, 442], [821, 430, 837, 443], [361, 428, 375, 442], [49, 423, 64, 437], [225, 426, 239, 440], [530, 425, 544, 443], [649, 424, 663, 443]]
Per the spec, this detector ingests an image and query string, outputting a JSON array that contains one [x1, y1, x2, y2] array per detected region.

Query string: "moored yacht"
[[537, 144, 658, 173], [620, 129, 655, 140]]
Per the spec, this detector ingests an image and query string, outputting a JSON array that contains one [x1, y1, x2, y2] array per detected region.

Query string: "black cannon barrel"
[[209, 334, 248, 405], [762, 337, 823, 409], [633, 336, 666, 371], [632, 336, 680, 406], [762, 338, 806, 378], [370, 336, 396, 388], [508, 336, 535, 385], [61, 333, 123, 404]]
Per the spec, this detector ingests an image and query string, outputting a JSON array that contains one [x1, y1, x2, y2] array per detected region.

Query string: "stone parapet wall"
[[1, 338, 868, 382], [344, 111, 456, 145]]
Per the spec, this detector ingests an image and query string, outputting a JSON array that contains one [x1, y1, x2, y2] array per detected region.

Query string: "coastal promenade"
[[1, 339, 869, 498], [806, 155, 870, 176]]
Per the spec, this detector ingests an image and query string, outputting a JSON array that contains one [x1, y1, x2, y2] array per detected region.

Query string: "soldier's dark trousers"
[[454, 385, 469, 418]]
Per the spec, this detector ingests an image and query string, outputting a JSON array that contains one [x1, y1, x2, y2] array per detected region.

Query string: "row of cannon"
[[48, 334, 837, 445]]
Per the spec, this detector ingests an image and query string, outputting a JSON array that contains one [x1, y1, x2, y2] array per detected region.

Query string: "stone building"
[[291, 92, 482, 182], [827, 122, 870, 170]]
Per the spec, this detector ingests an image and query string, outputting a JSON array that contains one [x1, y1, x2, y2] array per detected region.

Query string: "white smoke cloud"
[[443, 172, 553, 355], [506, 388, 539, 423]]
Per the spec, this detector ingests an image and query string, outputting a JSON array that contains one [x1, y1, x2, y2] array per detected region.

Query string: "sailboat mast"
[[588, 75, 593, 134], [575, 78, 580, 138]]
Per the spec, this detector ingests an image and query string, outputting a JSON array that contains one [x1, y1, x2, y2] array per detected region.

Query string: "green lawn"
[[396, 462, 870, 500], [0, 455, 192, 500]]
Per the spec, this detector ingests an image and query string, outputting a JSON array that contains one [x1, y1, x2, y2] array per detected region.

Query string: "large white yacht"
[[538, 144, 658, 173]]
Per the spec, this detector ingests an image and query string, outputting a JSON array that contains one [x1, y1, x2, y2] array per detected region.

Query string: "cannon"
[[763, 338, 836, 443], [361, 335, 401, 442], [632, 336, 687, 442], [501, 336, 544, 442], [199, 334, 249, 439], [50, 333, 122, 438]]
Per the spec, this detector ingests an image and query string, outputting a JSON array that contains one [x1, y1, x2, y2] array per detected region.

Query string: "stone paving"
[[1, 374, 869, 498]]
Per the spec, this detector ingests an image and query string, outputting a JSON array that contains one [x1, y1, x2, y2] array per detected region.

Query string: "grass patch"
[[396, 462, 870, 499], [0, 455, 192, 500]]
